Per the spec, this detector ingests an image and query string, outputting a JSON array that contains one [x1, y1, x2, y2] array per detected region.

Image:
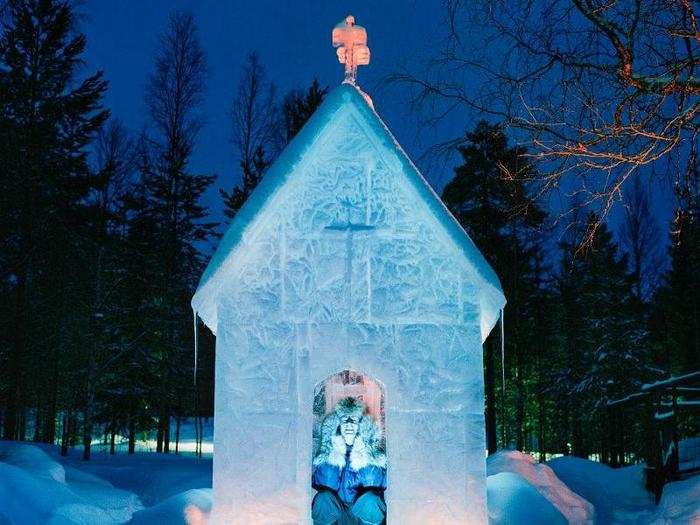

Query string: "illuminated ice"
[[193, 83, 505, 524]]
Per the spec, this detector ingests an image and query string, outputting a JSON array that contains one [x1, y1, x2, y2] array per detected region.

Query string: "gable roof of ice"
[[192, 83, 506, 340]]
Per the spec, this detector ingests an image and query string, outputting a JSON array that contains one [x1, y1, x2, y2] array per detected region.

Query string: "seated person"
[[312, 397, 387, 525]]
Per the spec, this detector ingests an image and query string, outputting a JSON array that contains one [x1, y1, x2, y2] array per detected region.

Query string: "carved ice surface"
[[193, 84, 505, 524]]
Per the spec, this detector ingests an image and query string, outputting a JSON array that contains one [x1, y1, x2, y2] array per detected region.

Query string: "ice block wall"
[[210, 106, 488, 524]]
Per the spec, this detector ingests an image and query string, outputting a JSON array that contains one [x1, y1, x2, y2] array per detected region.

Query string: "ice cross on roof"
[[332, 15, 370, 84]]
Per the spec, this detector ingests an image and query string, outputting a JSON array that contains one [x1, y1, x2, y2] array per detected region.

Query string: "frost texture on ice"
[[193, 84, 505, 341], [194, 83, 505, 524]]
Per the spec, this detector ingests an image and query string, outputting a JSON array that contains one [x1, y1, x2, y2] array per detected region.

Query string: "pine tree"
[[442, 121, 546, 453], [138, 11, 216, 453], [0, 0, 108, 440], [222, 70, 327, 220], [656, 160, 700, 374], [554, 213, 654, 458], [78, 119, 136, 459], [118, 136, 161, 453], [282, 79, 328, 143]]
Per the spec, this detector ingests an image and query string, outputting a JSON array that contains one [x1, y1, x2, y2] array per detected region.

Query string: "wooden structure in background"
[[608, 370, 700, 501]]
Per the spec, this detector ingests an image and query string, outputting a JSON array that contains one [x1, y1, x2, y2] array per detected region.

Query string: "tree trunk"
[[616, 411, 625, 466], [4, 382, 19, 438], [110, 424, 116, 455], [515, 363, 525, 451], [163, 411, 171, 453], [43, 392, 57, 444], [18, 409, 26, 441], [82, 378, 95, 460], [571, 405, 584, 457], [485, 339, 498, 455], [34, 406, 43, 442], [69, 413, 78, 448], [60, 412, 70, 456], [175, 415, 181, 455], [601, 412, 610, 465], [156, 413, 164, 453], [43, 331, 60, 444], [537, 393, 546, 462], [4, 269, 27, 442], [82, 420, 92, 460], [128, 419, 136, 454], [562, 398, 571, 455]]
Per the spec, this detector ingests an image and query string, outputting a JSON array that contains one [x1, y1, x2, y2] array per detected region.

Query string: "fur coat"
[[312, 398, 387, 505]]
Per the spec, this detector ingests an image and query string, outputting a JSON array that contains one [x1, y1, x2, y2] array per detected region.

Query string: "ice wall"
[[210, 104, 489, 524]]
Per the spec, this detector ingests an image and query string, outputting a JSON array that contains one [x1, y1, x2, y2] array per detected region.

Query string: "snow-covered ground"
[[0, 438, 698, 524], [0, 441, 143, 524], [488, 450, 595, 524], [549, 455, 700, 524], [0, 440, 211, 524]]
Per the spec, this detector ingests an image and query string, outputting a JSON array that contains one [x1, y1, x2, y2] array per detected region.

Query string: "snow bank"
[[487, 471, 568, 524], [488, 450, 595, 524], [0, 462, 78, 524], [649, 475, 700, 524], [0, 441, 214, 524], [130, 488, 212, 524], [0, 441, 65, 482], [2, 438, 695, 524], [548, 456, 654, 524], [0, 442, 141, 524], [67, 450, 212, 506]]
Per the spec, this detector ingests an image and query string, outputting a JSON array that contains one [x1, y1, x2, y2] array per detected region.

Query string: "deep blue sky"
[[81, 1, 457, 227], [80, 1, 674, 254]]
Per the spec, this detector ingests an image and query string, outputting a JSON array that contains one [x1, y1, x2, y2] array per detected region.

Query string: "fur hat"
[[333, 397, 365, 422], [313, 397, 386, 470]]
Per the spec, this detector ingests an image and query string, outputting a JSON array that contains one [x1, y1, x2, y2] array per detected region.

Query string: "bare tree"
[[146, 11, 206, 173], [395, 0, 699, 242], [222, 51, 279, 219], [619, 177, 662, 301], [143, 11, 213, 454], [95, 120, 135, 189]]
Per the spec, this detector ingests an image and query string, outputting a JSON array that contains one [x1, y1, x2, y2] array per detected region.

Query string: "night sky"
[[81, 1, 458, 226], [80, 1, 674, 250]]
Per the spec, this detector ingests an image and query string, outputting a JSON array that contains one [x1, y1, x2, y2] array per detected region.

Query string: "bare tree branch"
[[395, 0, 700, 241]]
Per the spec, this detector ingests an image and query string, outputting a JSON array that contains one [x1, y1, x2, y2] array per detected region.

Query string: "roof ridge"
[[192, 83, 505, 339]]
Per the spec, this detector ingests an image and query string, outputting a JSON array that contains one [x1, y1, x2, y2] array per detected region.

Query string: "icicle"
[[193, 310, 199, 384], [500, 308, 506, 397]]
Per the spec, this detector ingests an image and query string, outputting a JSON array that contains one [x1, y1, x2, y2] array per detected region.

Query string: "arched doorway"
[[311, 369, 388, 522]]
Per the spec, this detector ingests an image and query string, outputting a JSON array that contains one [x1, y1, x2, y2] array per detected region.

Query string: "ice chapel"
[[192, 15, 506, 525]]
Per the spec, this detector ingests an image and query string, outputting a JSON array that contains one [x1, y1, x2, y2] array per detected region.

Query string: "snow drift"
[[130, 488, 212, 524], [549, 455, 654, 524], [549, 453, 700, 524], [1, 439, 698, 524], [487, 471, 568, 525], [488, 450, 595, 524], [71, 449, 212, 507], [649, 474, 700, 524], [0, 442, 211, 524], [0, 442, 141, 524]]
